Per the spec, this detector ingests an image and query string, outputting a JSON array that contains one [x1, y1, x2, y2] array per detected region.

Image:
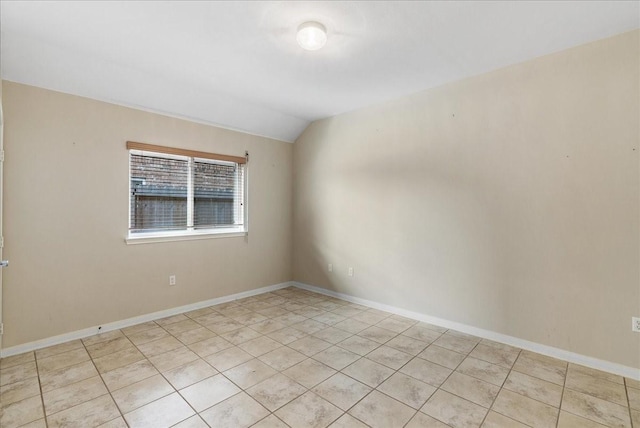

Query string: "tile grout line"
[[5, 287, 630, 428], [452, 339, 491, 427], [208, 293, 334, 426], [125, 321, 205, 427], [191, 294, 624, 428], [283, 310, 444, 426], [164, 296, 324, 426], [152, 323, 213, 428], [556, 360, 569, 428], [242, 297, 372, 427], [222, 337, 310, 416], [325, 328, 408, 428], [33, 352, 50, 428], [130, 317, 246, 427], [432, 335, 492, 427], [392, 331, 571, 426], [328, 322, 441, 428], [81, 335, 132, 428], [13, 298, 450, 428], [626, 378, 635, 428], [483, 348, 528, 427], [410, 330, 488, 424], [305, 294, 426, 426], [321, 297, 470, 427], [559, 367, 631, 426], [395, 330, 450, 428], [117, 310, 262, 426], [376, 327, 434, 428], [36, 359, 104, 415], [372, 325, 489, 427]]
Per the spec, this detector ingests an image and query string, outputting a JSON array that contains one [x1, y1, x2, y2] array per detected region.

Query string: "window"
[[127, 141, 246, 242]]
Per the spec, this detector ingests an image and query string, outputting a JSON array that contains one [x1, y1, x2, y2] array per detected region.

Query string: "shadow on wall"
[[297, 142, 515, 330]]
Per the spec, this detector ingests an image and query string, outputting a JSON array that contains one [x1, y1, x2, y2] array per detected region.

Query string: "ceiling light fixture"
[[297, 21, 327, 51]]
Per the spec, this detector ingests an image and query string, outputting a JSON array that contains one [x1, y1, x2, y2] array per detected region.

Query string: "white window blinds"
[[128, 141, 246, 235], [193, 159, 245, 229], [130, 153, 189, 232]]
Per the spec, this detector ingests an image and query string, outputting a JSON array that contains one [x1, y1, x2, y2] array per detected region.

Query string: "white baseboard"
[[293, 281, 640, 381], [0, 281, 293, 358], [4, 279, 638, 381]]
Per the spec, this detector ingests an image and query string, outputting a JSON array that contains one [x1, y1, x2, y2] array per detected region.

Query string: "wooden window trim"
[[127, 141, 247, 164]]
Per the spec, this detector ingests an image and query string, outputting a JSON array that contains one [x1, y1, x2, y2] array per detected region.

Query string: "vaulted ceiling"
[[1, 1, 638, 142]]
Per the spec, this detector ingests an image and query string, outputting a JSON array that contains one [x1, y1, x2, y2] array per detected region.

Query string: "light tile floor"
[[1, 286, 638, 428]]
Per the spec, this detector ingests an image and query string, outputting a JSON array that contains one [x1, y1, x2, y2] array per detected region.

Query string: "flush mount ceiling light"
[[297, 21, 327, 51]]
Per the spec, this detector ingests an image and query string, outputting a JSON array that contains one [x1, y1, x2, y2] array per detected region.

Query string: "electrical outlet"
[[633, 317, 640, 332], [328, 263, 333, 272], [169, 275, 176, 286], [348, 267, 354, 277]]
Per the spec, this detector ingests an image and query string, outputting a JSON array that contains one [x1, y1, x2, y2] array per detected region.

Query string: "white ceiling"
[[1, 1, 638, 142]]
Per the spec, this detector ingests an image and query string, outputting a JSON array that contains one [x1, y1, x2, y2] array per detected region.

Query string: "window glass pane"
[[193, 160, 243, 228], [130, 153, 189, 232]]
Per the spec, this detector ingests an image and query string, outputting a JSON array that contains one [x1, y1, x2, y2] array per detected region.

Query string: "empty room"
[[0, 1, 638, 427]]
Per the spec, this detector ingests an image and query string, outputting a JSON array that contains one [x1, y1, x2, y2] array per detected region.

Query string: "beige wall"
[[2, 31, 638, 369], [2, 82, 293, 347], [293, 31, 640, 368]]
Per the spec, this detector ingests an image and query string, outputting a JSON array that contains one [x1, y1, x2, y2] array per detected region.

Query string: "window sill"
[[125, 228, 247, 245]]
